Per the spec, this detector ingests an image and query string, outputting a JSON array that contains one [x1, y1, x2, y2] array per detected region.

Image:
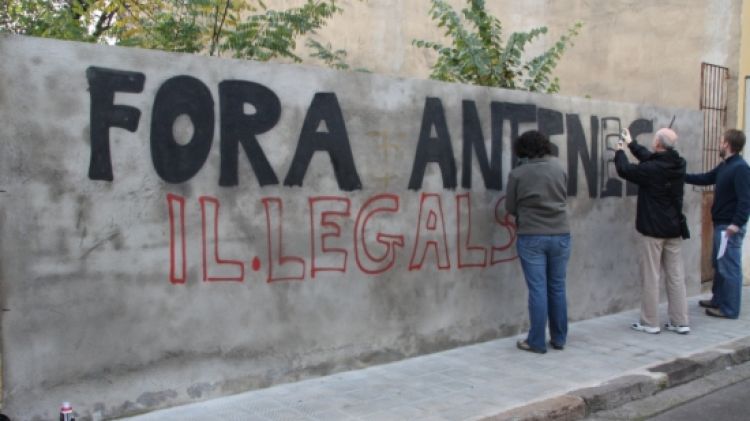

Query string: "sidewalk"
[[121, 288, 750, 421]]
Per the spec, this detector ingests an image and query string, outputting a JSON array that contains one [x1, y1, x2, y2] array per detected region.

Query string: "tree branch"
[[92, 10, 115, 38], [210, 0, 231, 56]]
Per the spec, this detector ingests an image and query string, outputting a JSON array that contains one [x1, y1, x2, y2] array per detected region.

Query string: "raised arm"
[[685, 165, 719, 186], [628, 140, 652, 162], [614, 149, 650, 185], [620, 128, 651, 162]]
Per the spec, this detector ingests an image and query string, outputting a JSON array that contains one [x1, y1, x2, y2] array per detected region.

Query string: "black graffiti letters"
[[85, 66, 652, 197], [408, 100, 640, 197], [493, 102, 536, 169], [219, 80, 281, 187], [599, 117, 624, 197], [566, 114, 599, 198], [626, 119, 653, 195], [537, 108, 563, 157], [418, 101, 561, 192], [462, 100, 501, 190], [408, 98, 457, 190], [151, 76, 215, 184], [86, 67, 362, 189], [86, 66, 145, 181], [441, 100, 642, 198], [284, 93, 362, 191]]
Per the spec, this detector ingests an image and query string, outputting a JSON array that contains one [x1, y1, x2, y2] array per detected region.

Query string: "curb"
[[480, 396, 586, 421], [647, 350, 733, 387], [479, 336, 750, 421], [569, 373, 667, 413]]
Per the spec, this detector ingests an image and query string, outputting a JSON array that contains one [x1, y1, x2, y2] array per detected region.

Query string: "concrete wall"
[[266, 0, 742, 119], [0, 35, 704, 420]]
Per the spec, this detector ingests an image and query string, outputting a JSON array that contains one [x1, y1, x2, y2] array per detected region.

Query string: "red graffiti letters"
[[166, 192, 517, 284]]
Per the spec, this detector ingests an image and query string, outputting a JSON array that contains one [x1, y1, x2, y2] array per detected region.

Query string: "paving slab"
[[120, 288, 750, 421]]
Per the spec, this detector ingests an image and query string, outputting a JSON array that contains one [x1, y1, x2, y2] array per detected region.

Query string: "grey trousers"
[[639, 235, 689, 327]]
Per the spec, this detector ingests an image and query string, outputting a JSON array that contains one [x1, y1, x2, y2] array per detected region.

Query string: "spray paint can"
[[60, 402, 75, 421]]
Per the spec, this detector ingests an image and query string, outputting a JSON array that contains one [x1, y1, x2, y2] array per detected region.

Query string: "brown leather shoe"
[[699, 299, 718, 309], [549, 341, 565, 350], [516, 340, 546, 354], [705, 308, 729, 318]]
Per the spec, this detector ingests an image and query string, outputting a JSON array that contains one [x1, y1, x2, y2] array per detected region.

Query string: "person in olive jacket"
[[614, 127, 690, 334]]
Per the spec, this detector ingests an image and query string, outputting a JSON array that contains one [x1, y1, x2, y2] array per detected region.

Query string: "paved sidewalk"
[[121, 288, 750, 421]]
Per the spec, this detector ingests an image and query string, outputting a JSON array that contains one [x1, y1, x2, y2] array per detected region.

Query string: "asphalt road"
[[646, 377, 750, 421]]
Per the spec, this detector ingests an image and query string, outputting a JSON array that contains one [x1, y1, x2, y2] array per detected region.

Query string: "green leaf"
[[416, 0, 582, 92], [2, 0, 351, 70]]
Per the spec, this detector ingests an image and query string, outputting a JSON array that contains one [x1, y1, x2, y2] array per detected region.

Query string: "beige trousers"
[[639, 235, 689, 327]]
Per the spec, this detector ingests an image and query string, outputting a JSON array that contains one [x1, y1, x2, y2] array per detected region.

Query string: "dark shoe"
[[516, 340, 546, 354], [550, 341, 565, 350], [705, 308, 729, 318], [699, 299, 718, 309]]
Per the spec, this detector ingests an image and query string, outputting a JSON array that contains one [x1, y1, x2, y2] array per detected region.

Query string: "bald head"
[[654, 128, 678, 150]]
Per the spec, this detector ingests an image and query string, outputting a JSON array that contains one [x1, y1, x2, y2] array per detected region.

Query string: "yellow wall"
[[738, 0, 750, 129], [262, 0, 742, 120]]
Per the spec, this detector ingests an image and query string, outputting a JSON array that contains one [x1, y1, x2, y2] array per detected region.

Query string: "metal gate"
[[699, 62, 730, 179], [699, 63, 730, 283]]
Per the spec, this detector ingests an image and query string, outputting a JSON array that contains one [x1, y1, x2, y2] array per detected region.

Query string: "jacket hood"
[[654, 149, 686, 179]]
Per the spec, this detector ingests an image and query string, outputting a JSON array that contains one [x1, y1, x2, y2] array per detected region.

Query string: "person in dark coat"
[[686, 129, 750, 319], [615, 127, 690, 334]]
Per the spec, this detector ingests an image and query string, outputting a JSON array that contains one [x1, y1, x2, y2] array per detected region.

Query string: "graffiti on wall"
[[165, 192, 517, 283], [86, 66, 653, 284]]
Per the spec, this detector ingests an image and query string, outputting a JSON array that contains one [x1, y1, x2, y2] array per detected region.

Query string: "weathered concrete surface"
[[648, 350, 735, 387], [570, 374, 667, 413], [589, 361, 750, 420], [720, 336, 750, 363], [118, 291, 750, 421], [480, 395, 586, 421], [489, 333, 750, 420], [0, 35, 704, 419]]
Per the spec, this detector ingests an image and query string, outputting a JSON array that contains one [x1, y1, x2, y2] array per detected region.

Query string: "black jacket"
[[614, 141, 686, 238]]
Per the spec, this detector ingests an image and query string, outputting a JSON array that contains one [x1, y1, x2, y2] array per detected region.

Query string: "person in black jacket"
[[685, 129, 750, 319], [614, 127, 690, 334]]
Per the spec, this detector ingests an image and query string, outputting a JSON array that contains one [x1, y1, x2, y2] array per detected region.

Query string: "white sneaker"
[[664, 323, 690, 334], [631, 322, 661, 334]]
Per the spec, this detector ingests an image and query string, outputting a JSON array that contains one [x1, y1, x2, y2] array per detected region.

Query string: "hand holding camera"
[[616, 128, 631, 151], [620, 128, 633, 144]]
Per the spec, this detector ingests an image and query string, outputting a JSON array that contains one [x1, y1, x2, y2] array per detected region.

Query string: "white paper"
[[717, 230, 729, 259]]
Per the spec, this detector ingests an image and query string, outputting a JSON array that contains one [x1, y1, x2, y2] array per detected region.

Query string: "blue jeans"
[[711, 224, 746, 318], [516, 234, 572, 351]]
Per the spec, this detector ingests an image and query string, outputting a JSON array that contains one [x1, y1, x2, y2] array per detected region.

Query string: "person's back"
[[630, 148, 686, 239], [506, 130, 572, 354], [507, 157, 569, 236], [614, 127, 690, 334]]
